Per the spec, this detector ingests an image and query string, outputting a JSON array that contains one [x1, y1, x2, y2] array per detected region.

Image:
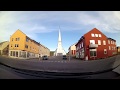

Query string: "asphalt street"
[[0, 55, 120, 79]]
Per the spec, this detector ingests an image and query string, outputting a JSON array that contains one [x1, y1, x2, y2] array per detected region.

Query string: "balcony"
[[89, 44, 98, 49]]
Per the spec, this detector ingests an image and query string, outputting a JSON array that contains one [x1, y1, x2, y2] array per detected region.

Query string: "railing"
[[89, 44, 98, 48]]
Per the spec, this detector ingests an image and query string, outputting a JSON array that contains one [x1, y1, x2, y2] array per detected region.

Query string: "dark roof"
[[107, 37, 116, 41], [75, 36, 84, 46]]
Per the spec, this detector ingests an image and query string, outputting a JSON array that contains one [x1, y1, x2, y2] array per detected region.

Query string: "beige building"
[[0, 41, 9, 55], [68, 43, 76, 56], [39, 44, 50, 57], [117, 46, 120, 54]]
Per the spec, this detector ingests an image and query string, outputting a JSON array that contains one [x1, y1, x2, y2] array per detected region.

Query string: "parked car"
[[62, 55, 67, 60], [42, 55, 48, 60]]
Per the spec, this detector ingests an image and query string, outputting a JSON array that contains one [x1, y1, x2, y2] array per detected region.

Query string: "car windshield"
[[0, 11, 120, 79]]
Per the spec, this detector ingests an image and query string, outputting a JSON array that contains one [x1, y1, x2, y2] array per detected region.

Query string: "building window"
[[90, 40, 95, 44], [113, 41, 114, 44], [26, 38, 29, 42], [13, 51, 15, 56], [80, 44, 81, 48], [99, 34, 101, 37], [15, 44, 19, 47], [109, 46, 111, 50], [81, 42, 83, 47], [17, 44, 19, 47], [18, 38, 20, 41], [98, 40, 101, 45], [108, 40, 110, 44], [91, 33, 95, 37], [11, 44, 12, 47], [25, 45, 28, 48], [12, 38, 13, 41], [103, 40, 106, 45], [111, 41, 112, 44], [90, 49, 97, 57], [95, 34, 98, 37], [104, 49, 107, 54], [10, 51, 12, 56], [112, 46, 114, 50], [76, 46, 79, 50]]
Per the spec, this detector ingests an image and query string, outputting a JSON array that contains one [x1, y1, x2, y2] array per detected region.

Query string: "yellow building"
[[9, 29, 41, 59]]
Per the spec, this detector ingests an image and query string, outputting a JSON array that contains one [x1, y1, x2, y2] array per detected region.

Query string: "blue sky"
[[0, 11, 120, 52]]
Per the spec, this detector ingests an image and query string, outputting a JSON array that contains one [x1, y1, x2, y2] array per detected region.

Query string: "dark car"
[[62, 55, 67, 60], [42, 55, 48, 60]]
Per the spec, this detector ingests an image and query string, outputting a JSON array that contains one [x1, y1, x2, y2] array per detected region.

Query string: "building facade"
[[39, 44, 50, 57], [75, 28, 117, 60], [0, 41, 9, 55], [68, 43, 76, 56], [9, 29, 50, 59], [117, 46, 120, 54]]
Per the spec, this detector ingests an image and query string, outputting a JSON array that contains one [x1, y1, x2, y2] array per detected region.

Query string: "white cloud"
[[0, 11, 120, 42]]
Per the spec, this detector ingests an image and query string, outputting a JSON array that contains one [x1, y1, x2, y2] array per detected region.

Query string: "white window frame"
[[113, 41, 114, 44], [104, 49, 107, 54], [80, 44, 81, 49], [81, 42, 83, 47], [95, 34, 98, 37], [98, 40, 101, 45], [99, 34, 101, 37], [103, 40, 106, 45], [90, 49, 97, 57], [90, 40, 95, 44], [91, 33, 95, 37], [109, 46, 111, 50], [111, 41, 112, 44]]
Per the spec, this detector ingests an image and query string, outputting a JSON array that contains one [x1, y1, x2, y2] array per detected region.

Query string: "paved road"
[[0, 55, 120, 74], [0, 63, 120, 79]]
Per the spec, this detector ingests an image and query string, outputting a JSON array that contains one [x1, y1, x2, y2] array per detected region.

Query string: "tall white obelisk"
[[54, 27, 66, 56]]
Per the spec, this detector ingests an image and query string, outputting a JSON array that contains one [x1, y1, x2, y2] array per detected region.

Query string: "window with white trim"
[[90, 40, 95, 44], [80, 44, 81, 49], [81, 42, 83, 47], [113, 41, 114, 44], [109, 46, 111, 50], [76, 46, 79, 50], [98, 40, 101, 45], [91, 33, 95, 37], [112, 46, 113, 50], [111, 41, 112, 44], [104, 49, 107, 54], [90, 49, 97, 57], [95, 34, 98, 37], [103, 40, 106, 45], [99, 34, 101, 37]]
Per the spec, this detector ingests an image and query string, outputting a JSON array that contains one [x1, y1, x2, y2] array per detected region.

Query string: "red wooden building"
[[75, 28, 117, 60]]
